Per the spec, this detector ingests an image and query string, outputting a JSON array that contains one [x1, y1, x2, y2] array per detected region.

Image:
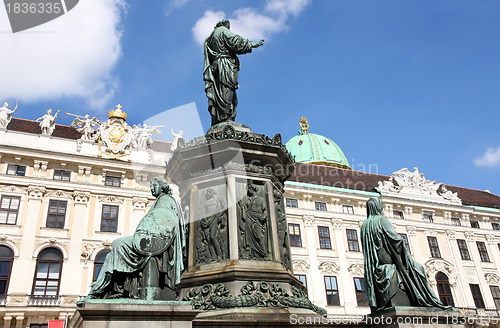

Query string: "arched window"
[[436, 272, 454, 306], [93, 250, 110, 281], [0, 246, 13, 295], [32, 248, 63, 297]]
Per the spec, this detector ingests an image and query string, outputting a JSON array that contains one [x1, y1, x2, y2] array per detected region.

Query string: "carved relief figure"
[[198, 188, 228, 263], [81, 177, 185, 302], [37, 109, 59, 135], [274, 189, 291, 270], [0, 100, 17, 129], [238, 182, 269, 260]]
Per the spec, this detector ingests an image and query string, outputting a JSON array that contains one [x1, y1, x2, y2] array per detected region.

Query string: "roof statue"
[[132, 123, 163, 150], [299, 117, 309, 135], [36, 109, 59, 136], [377, 167, 462, 204], [68, 113, 101, 141], [361, 197, 456, 312], [0, 100, 18, 129], [170, 128, 184, 151], [203, 19, 265, 126]]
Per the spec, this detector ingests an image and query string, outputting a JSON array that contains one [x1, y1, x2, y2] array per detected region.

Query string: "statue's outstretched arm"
[[252, 39, 265, 48]]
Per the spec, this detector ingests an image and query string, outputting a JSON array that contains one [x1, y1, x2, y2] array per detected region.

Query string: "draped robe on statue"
[[89, 193, 185, 298], [361, 197, 451, 312], [203, 25, 253, 125]]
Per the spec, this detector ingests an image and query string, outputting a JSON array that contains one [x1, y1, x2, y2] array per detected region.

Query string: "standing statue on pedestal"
[[81, 177, 185, 302], [37, 109, 60, 135], [361, 197, 453, 312], [203, 19, 265, 126], [0, 100, 18, 129]]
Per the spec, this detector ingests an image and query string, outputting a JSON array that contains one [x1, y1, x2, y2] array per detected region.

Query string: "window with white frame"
[[315, 202, 327, 211], [286, 198, 298, 208], [0, 195, 21, 225], [7, 164, 26, 176], [342, 205, 354, 214], [53, 169, 71, 181]]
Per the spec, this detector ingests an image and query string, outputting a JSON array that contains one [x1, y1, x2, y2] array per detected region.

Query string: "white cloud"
[[474, 147, 500, 167], [164, 0, 189, 16], [0, 0, 126, 109], [192, 0, 311, 45]]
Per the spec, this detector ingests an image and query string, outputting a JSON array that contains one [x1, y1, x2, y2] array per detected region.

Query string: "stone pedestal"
[[364, 307, 466, 328], [167, 124, 324, 315], [69, 300, 200, 328]]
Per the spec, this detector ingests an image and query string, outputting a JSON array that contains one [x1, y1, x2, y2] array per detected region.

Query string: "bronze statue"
[[80, 177, 185, 302], [203, 19, 265, 126], [200, 188, 228, 262], [361, 197, 453, 312]]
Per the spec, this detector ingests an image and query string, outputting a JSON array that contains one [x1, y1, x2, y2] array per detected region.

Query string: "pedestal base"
[[69, 300, 199, 328], [364, 306, 465, 328]]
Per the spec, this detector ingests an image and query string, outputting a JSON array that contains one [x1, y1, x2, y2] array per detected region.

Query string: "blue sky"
[[1, 0, 499, 196]]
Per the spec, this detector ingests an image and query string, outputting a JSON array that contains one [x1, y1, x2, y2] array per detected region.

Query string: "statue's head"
[[247, 183, 258, 196], [367, 197, 384, 217], [3, 102, 7, 108], [215, 19, 230, 29], [48, 109, 52, 114], [150, 176, 172, 196]]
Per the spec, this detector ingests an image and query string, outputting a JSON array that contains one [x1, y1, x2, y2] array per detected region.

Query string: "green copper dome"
[[285, 118, 351, 169]]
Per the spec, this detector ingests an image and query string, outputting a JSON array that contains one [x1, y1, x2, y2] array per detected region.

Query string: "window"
[[492, 223, 500, 231], [30, 325, 48, 328], [490, 286, 500, 311], [471, 220, 480, 229], [477, 241, 490, 262], [93, 250, 110, 282], [436, 272, 454, 306], [32, 248, 63, 297], [315, 202, 326, 211], [393, 210, 404, 219], [451, 217, 461, 226], [457, 239, 471, 260], [342, 205, 354, 214], [288, 223, 302, 247], [53, 170, 70, 181], [101, 205, 119, 232], [0, 246, 13, 295], [294, 274, 307, 292], [354, 277, 369, 307], [286, 198, 298, 208], [318, 226, 332, 249], [6, 164, 26, 176], [427, 236, 441, 258], [399, 233, 411, 254], [346, 229, 360, 252], [470, 284, 485, 308], [0, 196, 20, 225], [423, 213, 433, 223], [46, 200, 67, 229], [324, 276, 340, 306], [104, 175, 121, 187]]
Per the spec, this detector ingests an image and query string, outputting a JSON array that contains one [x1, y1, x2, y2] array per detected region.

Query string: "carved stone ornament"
[[464, 231, 475, 242], [1, 185, 25, 194], [406, 226, 416, 236], [348, 264, 364, 276], [292, 259, 310, 272], [376, 167, 461, 204], [97, 105, 135, 159], [445, 230, 456, 240], [27, 185, 46, 199], [332, 218, 343, 229], [485, 273, 500, 284], [318, 261, 340, 274], [183, 281, 326, 316], [302, 215, 313, 226], [36, 238, 68, 255], [98, 195, 124, 204], [132, 197, 149, 209], [191, 162, 274, 179], [73, 191, 90, 204], [424, 258, 457, 286], [46, 190, 72, 199], [486, 235, 496, 244], [466, 269, 477, 282]]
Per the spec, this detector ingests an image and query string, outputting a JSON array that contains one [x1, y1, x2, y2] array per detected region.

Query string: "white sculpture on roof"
[[377, 167, 461, 204], [68, 113, 101, 141], [37, 109, 60, 136], [132, 123, 163, 150], [0, 100, 18, 129], [171, 128, 184, 151]]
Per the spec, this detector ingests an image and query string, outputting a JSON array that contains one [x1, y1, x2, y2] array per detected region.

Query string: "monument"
[[361, 197, 459, 327]]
